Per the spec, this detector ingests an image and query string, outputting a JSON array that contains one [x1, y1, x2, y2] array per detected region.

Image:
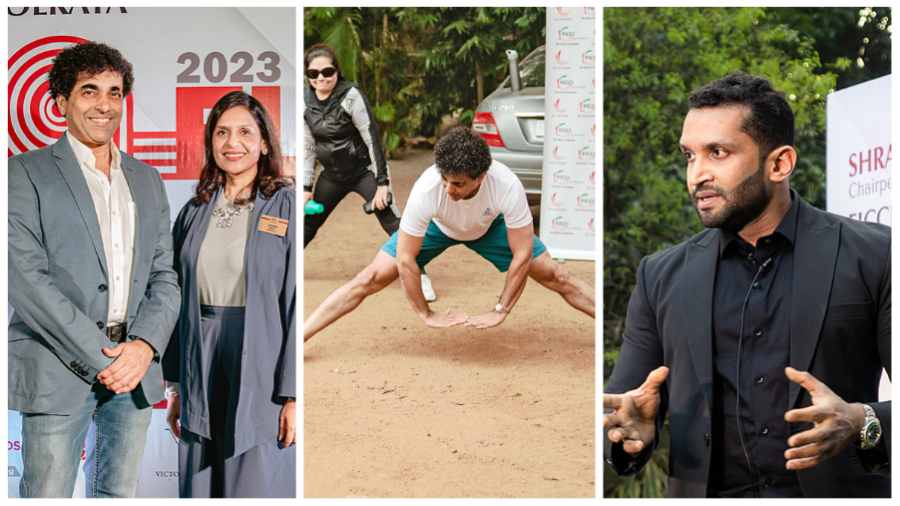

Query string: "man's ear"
[[767, 145, 797, 183], [55, 94, 68, 116]]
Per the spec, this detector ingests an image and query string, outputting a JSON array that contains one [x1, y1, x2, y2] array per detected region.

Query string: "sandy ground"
[[303, 148, 595, 498]]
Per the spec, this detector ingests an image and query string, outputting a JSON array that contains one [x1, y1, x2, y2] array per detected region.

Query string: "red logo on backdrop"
[[8, 35, 92, 156], [9, 37, 281, 181], [174, 86, 280, 180]]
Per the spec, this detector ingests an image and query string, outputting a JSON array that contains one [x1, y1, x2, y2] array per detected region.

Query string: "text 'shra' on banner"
[[825, 74, 891, 401]]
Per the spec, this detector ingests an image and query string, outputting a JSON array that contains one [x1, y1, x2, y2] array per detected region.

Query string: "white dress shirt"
[[67, 131, 135, 325]]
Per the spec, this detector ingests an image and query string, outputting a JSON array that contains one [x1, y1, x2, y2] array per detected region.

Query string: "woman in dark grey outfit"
[[163, 91, 296, 498], [304, 43, 436, 301]]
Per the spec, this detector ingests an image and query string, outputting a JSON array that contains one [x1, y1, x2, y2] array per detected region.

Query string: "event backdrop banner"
[[539, 6, 596, 261], [825, 74, 892, 401], [826, 75, 891, 225], [7, 6, 296, 497]]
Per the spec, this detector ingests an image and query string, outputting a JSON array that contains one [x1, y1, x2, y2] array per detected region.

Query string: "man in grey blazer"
[[8, 42, 180, 497]]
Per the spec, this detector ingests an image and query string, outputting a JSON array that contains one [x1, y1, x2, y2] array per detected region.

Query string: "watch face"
[[866, 421, 882, 443]]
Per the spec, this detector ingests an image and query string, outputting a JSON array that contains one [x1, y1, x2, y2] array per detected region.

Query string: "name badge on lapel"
[[258, 215, 288, 237]]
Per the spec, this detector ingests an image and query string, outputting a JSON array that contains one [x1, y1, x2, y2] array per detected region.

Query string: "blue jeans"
[[19, 384, 152, 498]]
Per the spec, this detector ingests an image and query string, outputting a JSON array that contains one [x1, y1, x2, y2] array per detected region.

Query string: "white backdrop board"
[[539, 6, 596, 261], [7, 6, 296, 497], [825, 74, 891, 401]]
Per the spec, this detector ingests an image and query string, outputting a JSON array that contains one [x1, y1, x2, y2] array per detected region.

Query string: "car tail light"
[[472, 111, 505, 147]]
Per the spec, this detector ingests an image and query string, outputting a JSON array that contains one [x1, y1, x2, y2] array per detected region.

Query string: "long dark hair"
[[192, 91, 289, 205], [304, 42, 343, 88]]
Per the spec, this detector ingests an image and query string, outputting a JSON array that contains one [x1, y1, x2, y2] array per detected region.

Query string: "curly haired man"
[[304, 126, 593, 343], [8, 41, 179, 497]]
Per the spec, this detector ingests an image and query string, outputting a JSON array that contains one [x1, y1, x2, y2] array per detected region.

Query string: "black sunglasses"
[[305, 67, 337, 79]]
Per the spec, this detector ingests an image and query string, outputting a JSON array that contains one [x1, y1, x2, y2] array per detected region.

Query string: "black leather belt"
[[106, 323, 127, 343]]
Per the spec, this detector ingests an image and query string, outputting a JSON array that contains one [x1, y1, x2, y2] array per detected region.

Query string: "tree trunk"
[[475, 60, 485, 105]]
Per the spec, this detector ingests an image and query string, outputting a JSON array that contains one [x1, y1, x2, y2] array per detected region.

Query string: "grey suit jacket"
[[163, 185, 296, 458], [8, 135, 181, 414]]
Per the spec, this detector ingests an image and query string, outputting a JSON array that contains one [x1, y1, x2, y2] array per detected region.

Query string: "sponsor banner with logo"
[[7, 7, 295, 497], [540, 6, 595, 260], [825, 75, 891, 400]]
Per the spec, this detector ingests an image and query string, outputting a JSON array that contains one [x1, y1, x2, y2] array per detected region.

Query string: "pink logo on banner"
[[553, 97, 566, 113], [551, 215, 570, 231], [578, 145, 594, 161], [555, 7, 570, 16], [587, 216, 595, 233], [552, 169, 572, 184], [554, 122, 573, 137], [552, 145, 565, 160], [557, 26, 576, 41], [550, 192, 564, 207], [581, 49, 594, 66], [554, 49, 568, 65], [588, 170, 596, 186], [578, 97, 594, 114], [577, 192, 594, 208], [556, 74, 575, 90]]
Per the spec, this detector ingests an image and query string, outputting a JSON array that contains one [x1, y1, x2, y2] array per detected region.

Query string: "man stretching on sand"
[[304, 127, 594, 342]]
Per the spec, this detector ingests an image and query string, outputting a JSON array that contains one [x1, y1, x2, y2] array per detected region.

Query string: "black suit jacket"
[[605, 197, 890, 497]]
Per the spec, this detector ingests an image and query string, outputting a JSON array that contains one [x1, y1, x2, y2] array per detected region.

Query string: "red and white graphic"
[[10, 37, 282, 181], [8, 35, 89, 156]]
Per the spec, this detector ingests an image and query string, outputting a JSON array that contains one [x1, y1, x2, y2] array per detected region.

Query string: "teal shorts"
[[381, 216, 546, 272]]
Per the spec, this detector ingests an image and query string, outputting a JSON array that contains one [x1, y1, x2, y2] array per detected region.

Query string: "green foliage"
[[602, 7, 879, 497], [304, 7, 545, 157]]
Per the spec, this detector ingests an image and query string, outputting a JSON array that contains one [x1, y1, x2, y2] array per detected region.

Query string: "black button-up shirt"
[[708, 193, 803, 498]]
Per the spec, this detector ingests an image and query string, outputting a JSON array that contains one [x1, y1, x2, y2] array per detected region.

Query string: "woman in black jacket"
[[303, 43, 435, 300]]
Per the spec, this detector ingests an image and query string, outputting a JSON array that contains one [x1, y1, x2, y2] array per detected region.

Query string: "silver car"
[[473, 45, 545, 206]]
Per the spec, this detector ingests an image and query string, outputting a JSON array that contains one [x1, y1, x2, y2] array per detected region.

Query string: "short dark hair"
[[304, 43, 342, 83], [688, 72, 794, 156], [434, 126, 492, 179], [193, 91, 289, 205], [48, 41, 134, 99]]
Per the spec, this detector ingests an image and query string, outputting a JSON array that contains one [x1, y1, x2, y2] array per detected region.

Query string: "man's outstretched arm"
[[397, 230, 466, 328], [465, 223, 533, 329]]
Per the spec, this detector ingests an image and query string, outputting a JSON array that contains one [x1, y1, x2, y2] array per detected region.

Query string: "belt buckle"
[[107, 323, 126, 343]]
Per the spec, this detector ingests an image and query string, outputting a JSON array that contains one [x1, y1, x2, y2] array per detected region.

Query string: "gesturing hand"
[[783, 367, 867, 471], [603, 366, 669, 454], [423, 309, 468, 328], [97, 339, 155, 394]]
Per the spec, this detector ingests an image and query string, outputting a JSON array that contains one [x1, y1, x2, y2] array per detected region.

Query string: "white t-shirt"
[[400, 160, 532, 241]]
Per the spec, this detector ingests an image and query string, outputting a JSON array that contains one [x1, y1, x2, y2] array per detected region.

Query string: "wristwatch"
[[494, 302, 509, 314], [857, 403, 882, 450]]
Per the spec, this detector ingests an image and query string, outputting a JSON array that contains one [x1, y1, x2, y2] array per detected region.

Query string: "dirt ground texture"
[[303, 148, 595, 498]]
